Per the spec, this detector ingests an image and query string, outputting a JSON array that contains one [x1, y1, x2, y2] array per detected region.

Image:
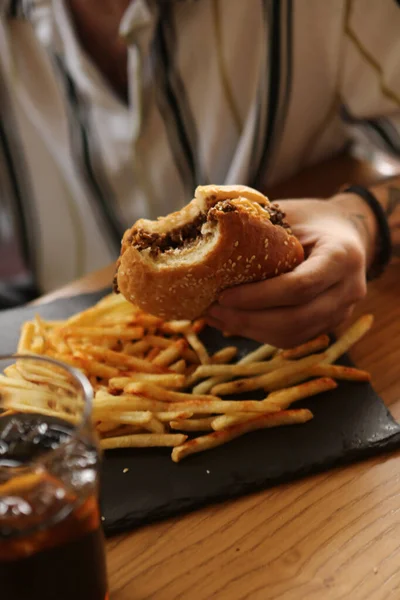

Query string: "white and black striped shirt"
[[1, 0, 400, 305]]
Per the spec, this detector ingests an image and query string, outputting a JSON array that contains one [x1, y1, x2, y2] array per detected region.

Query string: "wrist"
[[329, 192, 378, 270]]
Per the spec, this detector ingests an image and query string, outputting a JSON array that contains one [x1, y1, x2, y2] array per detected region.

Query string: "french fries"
[[211, 353, 324, 395], [170, 417, 215, 432], [211, 378, 337, 430], [0, 293, 373, 462], [171, 410, 313, 462], [101, 433, 187, 449]]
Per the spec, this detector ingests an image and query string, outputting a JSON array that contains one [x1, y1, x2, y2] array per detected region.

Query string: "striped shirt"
[[1, 0, 400, 306]]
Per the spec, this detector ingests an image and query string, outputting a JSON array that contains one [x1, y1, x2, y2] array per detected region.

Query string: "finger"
[[205, 317, 225, 330], [209, 283, 355, 348], [218, 242, 346, 310]]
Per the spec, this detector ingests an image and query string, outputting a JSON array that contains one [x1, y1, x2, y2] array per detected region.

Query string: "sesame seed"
[[232, 262, 236, 268], [275, 268, 279, 275], [284, 241, 288, 246], [237, 255, 242, 260], [257, 264, 261, 269], [251, 255, 256, 261], [123, 468, 129, 474], [234, 241, 239, 247], [264, 254, 269, 260]]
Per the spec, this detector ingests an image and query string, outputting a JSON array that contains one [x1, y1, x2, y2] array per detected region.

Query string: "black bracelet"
[[342, 185, 392, 280]]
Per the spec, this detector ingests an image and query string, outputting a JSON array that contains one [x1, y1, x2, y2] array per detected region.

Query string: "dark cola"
[[0, 413, 108, 600]]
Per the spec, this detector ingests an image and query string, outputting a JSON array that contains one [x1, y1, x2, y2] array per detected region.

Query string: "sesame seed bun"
[[115, 185, 304, 320]]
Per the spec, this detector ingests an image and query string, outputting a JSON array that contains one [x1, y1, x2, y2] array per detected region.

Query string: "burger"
[[114, 185, 304, 320]]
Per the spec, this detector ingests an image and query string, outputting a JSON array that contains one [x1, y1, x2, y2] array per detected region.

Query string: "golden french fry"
[[192, 356, 287, 381], [211, 346, 238, 364], [93, 392, 169, 414], [109, 373, 186, 391], [143, 417, 166, 434], [212, 353, 324, 395], [105, 412, 165, 434], [96, 421, 124, 434], [170, 417, 215, 432], [311, 364, 371, 382], [172, 409, 313, 462], [156, 410, 194, 421], [17, 322, 35, 353], [192, 378, 219, 395], [165, 397, 279, 415], [123, 340, 151, 356], [269, 377, 338, 409], [323, 315, 374, 364], [240, 344, 277, 364], [135, 314, 163, 328], [161, 320, 191, 334], [280, 335, 330, 359], [106, 411, 153, 426], [1, 401, 79, 425], [169, 359, 187, 374], [152, 340, 186, 367], [124, 381, 217, 404], [31, 316, 47, 353], [60, 325, 144, 340], [100, 424, 146, 437], [185, 331, 210, 365], [0, 375, 40, 391], [181, 348, 200, 364], [101, 433, 187, 449], [146, 347, 162, 362]]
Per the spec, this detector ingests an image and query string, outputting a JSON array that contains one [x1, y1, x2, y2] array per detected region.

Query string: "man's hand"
[[206, 194, 378, 348]]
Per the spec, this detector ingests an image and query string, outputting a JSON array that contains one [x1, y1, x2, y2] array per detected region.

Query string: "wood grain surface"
[[36, 154, 400, 599]]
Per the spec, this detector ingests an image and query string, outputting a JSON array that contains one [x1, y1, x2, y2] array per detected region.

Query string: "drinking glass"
[[0, 355, 108, 600]]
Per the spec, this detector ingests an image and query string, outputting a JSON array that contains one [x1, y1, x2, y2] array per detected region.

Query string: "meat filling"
[[130, 212, 208, 258], [130, 200, 288, 257], [265, 202, 290, 228]]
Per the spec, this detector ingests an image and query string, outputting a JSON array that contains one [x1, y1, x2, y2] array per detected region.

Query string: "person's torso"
[[1, 0, 396, 295]]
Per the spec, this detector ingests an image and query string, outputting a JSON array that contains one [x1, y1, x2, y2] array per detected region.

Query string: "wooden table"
[[38, 154, 400, 599]]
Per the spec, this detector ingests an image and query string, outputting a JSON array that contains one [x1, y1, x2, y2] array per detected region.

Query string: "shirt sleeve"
[[340, 0, 400, 158]]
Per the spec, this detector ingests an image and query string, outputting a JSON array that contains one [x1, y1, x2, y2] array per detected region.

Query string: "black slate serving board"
[[1, 290, 400, 537]]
